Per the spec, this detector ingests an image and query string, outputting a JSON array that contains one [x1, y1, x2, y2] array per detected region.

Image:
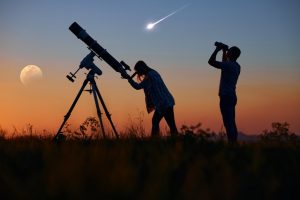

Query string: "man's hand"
[[215, 45, 223, 52]]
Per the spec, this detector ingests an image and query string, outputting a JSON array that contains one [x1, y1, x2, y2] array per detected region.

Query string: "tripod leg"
[[54, 79, 90, 141], [92, 80, 119, 138], [91, 82, 106, 138]]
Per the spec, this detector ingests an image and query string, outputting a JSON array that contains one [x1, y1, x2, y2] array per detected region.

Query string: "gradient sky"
[[0, 0, 299, 135]]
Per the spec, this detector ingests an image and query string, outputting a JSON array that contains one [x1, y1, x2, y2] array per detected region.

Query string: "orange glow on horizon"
[[1, 61, 300, 136]]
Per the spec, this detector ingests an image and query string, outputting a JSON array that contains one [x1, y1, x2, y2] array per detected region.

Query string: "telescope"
[[55, 22, 135, 141], [69, 22, 129, 77]]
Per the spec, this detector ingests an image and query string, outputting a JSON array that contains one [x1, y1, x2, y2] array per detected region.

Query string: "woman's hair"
[[134, 60, 152, 81]]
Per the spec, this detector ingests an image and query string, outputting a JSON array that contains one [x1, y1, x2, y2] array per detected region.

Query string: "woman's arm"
[[128, 77, 148, 90]]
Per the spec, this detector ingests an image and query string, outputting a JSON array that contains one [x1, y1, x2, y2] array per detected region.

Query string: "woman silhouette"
[[126, 60, 178, 137]]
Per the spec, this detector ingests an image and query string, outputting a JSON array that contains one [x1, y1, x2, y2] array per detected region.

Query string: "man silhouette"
[[208, 42, 241, 143]]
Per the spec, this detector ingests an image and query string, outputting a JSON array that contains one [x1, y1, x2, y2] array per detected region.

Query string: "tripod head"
[[67, 51, 102, 82]]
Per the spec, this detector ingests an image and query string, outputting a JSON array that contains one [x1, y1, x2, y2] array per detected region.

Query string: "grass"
[[0, 121, 299, 199], [0, 134, 299, 200]]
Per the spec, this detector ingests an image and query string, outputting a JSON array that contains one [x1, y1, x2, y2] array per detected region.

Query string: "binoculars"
[[215, 42, 229, 51]]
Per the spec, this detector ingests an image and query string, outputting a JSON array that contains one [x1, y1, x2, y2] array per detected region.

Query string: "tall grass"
[[0, 139, 299, 198], [0, 121, 299, 199]]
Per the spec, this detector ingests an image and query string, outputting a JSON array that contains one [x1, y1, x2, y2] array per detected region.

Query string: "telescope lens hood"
[[69, 22, 82, 36]]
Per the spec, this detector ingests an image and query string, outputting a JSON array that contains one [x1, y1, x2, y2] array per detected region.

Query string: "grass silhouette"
[[0, 122, 299, 199]]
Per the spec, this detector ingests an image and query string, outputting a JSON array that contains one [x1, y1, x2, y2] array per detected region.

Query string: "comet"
[[146, 4, 190, 30]]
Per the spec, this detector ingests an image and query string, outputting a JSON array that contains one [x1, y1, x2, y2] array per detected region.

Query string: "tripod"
[[54, 69, 119, 141]]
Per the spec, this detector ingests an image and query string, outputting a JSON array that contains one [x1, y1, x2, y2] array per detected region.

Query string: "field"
[[0, 132, 299, 200]]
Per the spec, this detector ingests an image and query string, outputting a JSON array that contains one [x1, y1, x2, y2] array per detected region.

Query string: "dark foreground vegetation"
[[0, 122, 299, 200]]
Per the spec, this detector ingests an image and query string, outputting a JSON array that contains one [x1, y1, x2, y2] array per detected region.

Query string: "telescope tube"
[[69, 22, 126, 75]]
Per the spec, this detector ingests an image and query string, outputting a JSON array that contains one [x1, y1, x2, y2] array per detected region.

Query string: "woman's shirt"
[[128, 70, 175, 113]]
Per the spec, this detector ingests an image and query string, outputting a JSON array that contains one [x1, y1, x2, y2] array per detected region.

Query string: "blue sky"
[[1, 0, 299, 69]]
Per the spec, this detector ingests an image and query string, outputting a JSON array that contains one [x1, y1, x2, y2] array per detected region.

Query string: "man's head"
[[227, 46, 241, 61]]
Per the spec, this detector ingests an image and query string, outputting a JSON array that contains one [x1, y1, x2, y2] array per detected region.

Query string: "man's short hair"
[[230, 46, 241, 60]]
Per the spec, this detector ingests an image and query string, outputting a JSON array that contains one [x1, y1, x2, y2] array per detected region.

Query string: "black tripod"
[[54, 68, 119, 141]]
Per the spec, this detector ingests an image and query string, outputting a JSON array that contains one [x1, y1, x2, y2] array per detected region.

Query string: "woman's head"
[[134, 60, 151, 76]]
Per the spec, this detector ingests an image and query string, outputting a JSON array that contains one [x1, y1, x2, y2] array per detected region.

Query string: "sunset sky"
[[0, 0, 299, 135]]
